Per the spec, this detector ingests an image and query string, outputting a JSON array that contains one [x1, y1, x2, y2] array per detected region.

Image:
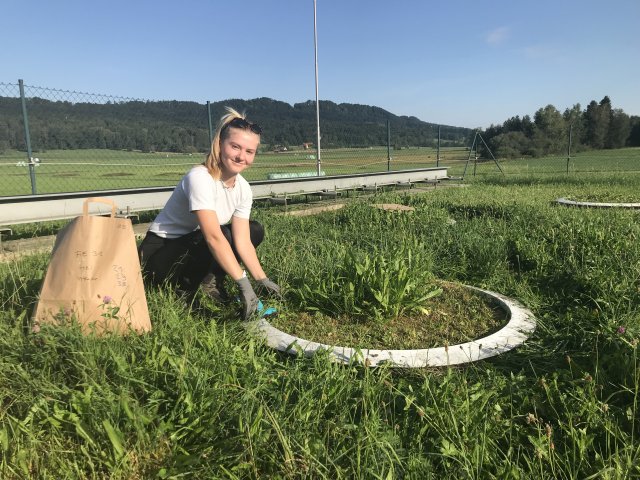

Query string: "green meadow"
[[0, 147, 464, 196], [1, 171, 640, 477], [2, 147, 639, 196]]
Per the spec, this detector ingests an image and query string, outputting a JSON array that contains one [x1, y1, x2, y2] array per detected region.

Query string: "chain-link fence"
[[1, 81, 463, 196], [451, 149, 640, 180], [2, 80, 639, 196], [253, 146, 471, 181], [0, 81, 212, 196], [448, 131, 640, 179], [1, 81, 478, 197]]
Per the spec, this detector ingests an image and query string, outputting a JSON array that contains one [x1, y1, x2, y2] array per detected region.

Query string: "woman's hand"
[[255, 277, 282, 299], [236, 277, 259, 320]]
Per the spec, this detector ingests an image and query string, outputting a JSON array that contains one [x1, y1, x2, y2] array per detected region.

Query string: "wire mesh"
[[2, 80, 639, 196], [0, 82, 208, 196], [0, 82, 455, 195], [457, 147, 640, 180]]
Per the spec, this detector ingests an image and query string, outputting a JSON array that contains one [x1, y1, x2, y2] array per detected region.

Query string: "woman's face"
[[219, 127, 260, 176]]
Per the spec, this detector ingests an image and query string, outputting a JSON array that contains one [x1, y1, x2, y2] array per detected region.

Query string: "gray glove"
[[236, 277, 259, 320], [255, 277, 282, 299]]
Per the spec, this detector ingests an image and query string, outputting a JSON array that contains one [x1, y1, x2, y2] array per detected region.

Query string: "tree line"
[[1, 94, 638, 157], [481, 96, 640, 158], [0, 96, 470, 154]]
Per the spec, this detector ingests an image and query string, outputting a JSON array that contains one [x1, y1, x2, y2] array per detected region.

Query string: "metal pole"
[[437, 125, 441, 167], [206, 101, 214, 146], [313, 0, 322, 176], [387, 119, 391, 171], [566, 123, 573, 174], [19, 79, 36, 195], [473, 148, 477, 177], [462, 131, 477, 179], [478, 132, 503, 175]]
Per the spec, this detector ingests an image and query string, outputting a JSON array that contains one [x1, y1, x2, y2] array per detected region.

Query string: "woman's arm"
[[195, 209, 245, 280], [230, 216, 267, 280]]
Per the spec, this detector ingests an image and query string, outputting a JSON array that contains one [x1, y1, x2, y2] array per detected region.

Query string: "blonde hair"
[[204, 106, 260, 179]]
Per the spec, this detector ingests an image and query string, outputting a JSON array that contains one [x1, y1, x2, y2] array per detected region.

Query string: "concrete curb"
[[556, 197, 640, 209], [245, 284, 536, 368], [0, 223, 151, 261]]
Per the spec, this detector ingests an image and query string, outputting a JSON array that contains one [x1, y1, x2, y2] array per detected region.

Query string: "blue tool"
[[257, 300, 277, 317], [235, 297, 278, 318]]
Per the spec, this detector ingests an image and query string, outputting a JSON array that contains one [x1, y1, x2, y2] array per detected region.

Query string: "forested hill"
[[225, 98, 470, 148], [0, 96, 471, 153]]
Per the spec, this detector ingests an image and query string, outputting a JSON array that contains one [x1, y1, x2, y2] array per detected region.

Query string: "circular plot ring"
[[556, 197, 640, 209], [246, 285, 536, 368]]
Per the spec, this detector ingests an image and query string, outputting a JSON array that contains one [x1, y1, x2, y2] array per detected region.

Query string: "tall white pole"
[[313, 0, 322, 176]]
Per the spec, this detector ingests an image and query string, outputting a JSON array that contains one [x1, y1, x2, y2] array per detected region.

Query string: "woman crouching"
[[138, 107, 280, 319]]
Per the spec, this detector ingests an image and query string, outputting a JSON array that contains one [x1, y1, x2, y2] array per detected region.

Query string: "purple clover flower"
[[617, 326, 626, 334], [103, 295, 113, 304]]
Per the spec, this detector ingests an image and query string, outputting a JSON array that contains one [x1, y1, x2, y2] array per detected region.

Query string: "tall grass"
[[1, 178, 639, 478]]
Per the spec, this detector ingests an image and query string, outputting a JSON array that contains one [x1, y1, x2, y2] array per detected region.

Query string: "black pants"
[[138, 221, 264, 293]]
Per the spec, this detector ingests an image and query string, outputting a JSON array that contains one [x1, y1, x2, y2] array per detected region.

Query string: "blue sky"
[[2, 0, 639, 128]]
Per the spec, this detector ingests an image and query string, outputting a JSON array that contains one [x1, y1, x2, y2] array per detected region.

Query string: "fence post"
[[18, 79, 37, 195], [387, 119, 391, 171], [437, 125, 441, 167], [206, 101, 214, 146], [313, 0, 322, 176], [566, 123, 573, 174]]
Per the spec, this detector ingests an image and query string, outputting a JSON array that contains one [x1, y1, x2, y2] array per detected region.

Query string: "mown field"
[[1, 172, 639, 478], [3, 147, 638, 196], [0, 147, 467, 196]]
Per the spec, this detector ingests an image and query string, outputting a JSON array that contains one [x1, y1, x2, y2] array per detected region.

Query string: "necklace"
[[222, 177, 236, 189]]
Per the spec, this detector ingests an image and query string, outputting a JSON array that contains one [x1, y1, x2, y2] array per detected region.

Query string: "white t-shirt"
[[149, 165, 253, 239]]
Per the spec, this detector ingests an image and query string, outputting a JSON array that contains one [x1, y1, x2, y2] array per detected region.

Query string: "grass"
[[442, 146, 640, 178], [3, 146, 639, 196], [1, 173, 640, 477], [0, 147, 466, 196], [269, 280, 507, 350]]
